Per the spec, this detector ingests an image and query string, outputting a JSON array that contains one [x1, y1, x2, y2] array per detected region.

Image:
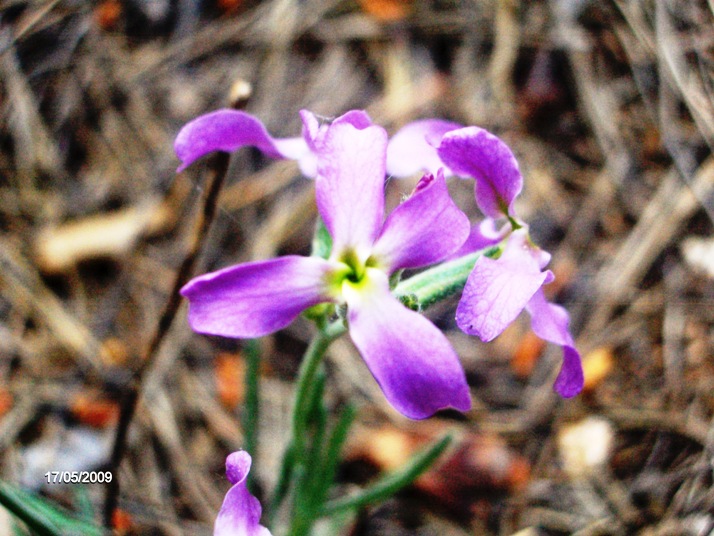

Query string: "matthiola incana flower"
[[214, 451, 271, 536], [174, 108, 371, 178], [174, 109, 434, 178], [387, 120, 584, 397], [180, 111, 472, 419]]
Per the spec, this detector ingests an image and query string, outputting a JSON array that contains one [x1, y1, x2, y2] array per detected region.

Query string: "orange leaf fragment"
[[505, 456, 531, 490], [582, 347, 614, 392], [0, 388, 13, 417], [95, 0, 122, 30], [112, 509, 133, 532], [218, 0, 244, 12], [358, 0, 413, 22], [70, 393, 119, 428], [215, 353, 246, 410], [511, 330, 546, 378], [100, 337, 129, 367]]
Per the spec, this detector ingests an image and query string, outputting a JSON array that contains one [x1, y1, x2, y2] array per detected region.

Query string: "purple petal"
[[455, 231, 548, 342], [333, 109, 373, 129], [296, 151, 318, 178], [372, 171, 470, 271], [554, 346, 584, 398], [437, 127, 523, 219], [181, 256, 335, 338], [386, 119, 462, 177], [448, 219, 510, 259], [344, 269, 471, 419], [214, 451, 271, 536], [314, 121, 388, 259], [174, 109, 310, 173], [525, 289, 584, 398], [299, 109, 373, 150], [297, 110, 373, 177], [525, 288, 574, 347], [300, 109, 321, 150]]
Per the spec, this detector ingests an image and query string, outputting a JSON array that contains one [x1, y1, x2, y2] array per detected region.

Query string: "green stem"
[[287, 464, 311, 536], [291, 323, 344, 456], [394, 250, 492, 310], [243, 339, 260, 491], [268, 321, 346, 526]]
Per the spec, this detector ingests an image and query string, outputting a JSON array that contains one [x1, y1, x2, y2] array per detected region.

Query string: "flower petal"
[[174, 109, 310, 172], [297, 110, 372, 177], [437, 127, 523, 218], [456, 231, 548, 342], [300, 109, 373, 150], [554, 346, 584, 398], [214, 451, 271, 536], [372, 171, 470, 271], [333, 109, 373, 130], [448, 218, 509, 259], [386, 119, 462, 177], [344, 269, 471, 419], [314, 121, 388, 259], [300, 109, 321, 150], [181, 256, 335, 338], [525, 289, 584, 397]]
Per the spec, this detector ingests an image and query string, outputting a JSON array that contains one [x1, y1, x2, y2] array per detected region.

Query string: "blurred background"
[[0, 0, 713, 534]]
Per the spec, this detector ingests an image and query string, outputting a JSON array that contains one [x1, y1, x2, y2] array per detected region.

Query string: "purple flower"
[[386, 119, 462, 177], [179, 111, 472, 419], [387, 119, 584, 398], [214, 451, 271, 536], [174, 109, 371, 177], [388, 120, 522, 218]]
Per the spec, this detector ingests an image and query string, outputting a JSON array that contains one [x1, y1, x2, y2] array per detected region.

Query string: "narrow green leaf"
[[243, 338, 261, 491], [0, 481, 104, 536], [319, 433, 453, 517], [314, 404, 356, 507], [305, 369, 327, 426], [296, 399, 328, 532], [73, 486, 95, 522], [268, 443, 295, 524]]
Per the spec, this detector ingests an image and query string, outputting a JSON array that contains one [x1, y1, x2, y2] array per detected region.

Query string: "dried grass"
[[0, 0, 713, 534]]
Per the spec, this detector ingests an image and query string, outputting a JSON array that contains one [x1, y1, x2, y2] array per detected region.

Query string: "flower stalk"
[[243, 339, 261, 491], [394, 249, 496, 311], [267, 320, 346, 530]]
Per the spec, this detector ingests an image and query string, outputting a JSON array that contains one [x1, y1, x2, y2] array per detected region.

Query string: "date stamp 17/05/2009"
[[45, 471, 113, 484]]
